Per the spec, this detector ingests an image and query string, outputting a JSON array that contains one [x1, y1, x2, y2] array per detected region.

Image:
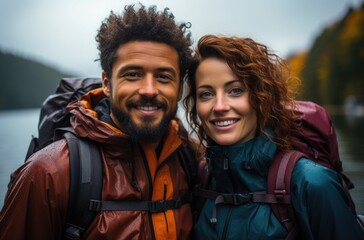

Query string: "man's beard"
[[110, 96, 177, 143]]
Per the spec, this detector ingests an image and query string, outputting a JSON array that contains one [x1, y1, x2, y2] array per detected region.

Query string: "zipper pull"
[[223, 154, 229, 170]]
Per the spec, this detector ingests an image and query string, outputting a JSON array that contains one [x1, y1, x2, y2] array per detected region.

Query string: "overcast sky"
[[0, 0, 362, 77]]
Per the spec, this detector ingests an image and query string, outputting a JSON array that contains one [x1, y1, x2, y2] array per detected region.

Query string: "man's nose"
[[138, 74, 158, 97]]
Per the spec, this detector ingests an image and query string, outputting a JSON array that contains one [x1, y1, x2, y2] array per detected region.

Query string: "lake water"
[[0, 109, 363, 213]]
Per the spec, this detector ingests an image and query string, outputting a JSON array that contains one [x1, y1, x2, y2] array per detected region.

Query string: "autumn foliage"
[[287, 3, 364, 105]]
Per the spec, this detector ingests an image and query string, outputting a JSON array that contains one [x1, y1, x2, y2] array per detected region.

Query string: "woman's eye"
[[198, 91, 214, 99], [230, 88, 243, 95]]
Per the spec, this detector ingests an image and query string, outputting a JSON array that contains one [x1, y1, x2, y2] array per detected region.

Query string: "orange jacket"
[[0, 89, 196, 239]]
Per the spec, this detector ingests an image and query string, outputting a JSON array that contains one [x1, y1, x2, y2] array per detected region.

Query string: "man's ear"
[[102, 71, 110, 97]]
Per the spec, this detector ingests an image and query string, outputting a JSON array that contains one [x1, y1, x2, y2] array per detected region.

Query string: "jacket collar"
[[205, 131, 277, 192]]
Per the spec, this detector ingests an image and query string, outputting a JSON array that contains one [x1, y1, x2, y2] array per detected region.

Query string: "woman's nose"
[[213, 94, 230, 112]]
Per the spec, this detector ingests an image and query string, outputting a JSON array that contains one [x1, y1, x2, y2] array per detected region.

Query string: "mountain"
[[0, 51, 74, 110], [287, 3, 364, 105]]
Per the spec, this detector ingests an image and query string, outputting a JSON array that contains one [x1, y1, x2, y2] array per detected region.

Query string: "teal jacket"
[[194, 133, 364, 239]]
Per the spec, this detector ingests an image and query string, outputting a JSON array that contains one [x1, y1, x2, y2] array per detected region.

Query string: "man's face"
[[102, 41, 181, 143]]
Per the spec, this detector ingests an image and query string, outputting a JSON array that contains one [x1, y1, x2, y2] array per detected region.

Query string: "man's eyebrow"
[[116, 65, 177, 77], [157, 67, 178, 77], [117, 65, 143, 73]]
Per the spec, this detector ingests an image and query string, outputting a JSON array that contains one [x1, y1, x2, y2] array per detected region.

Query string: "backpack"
[[25, 77, 197, 239], [25, 77, 104, 239], [195, 100, 363, 239]]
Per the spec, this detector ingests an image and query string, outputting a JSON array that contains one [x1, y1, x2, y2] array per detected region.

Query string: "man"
[[0, 4, 197, 239]]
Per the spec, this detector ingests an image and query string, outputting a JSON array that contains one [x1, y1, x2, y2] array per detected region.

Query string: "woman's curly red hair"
[[183, 34, 299, 150]]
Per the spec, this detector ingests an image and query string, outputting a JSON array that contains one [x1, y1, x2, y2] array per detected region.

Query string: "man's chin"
[[131, 126, 167, 142], [110, 103, 175, 142]]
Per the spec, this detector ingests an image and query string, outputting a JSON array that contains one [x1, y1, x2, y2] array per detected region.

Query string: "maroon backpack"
[[267, 101, 357, 239], [195, 101, 358, 239]]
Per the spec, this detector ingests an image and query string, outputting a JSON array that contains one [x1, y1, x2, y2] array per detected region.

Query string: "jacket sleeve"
[[291, 158, 364, 240], [0, 141, 70, 240]]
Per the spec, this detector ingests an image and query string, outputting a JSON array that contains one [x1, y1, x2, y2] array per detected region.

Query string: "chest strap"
[[194, 187, 291, 224], [88, 193, 193, 213], [194, 188, 291, 205]]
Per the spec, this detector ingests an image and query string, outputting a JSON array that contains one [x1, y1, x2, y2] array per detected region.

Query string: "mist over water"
[[0, 109, 363, 213], [0, 109, 39, 206]]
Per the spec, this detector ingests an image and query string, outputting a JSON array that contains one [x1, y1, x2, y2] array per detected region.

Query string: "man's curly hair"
[[95, 4, 193, 85]]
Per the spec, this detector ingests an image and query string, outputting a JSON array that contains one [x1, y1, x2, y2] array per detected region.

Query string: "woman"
[[184, 35, 364, 239]]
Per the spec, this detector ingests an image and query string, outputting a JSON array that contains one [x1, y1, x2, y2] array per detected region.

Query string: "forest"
[[0, 51, 72, 110], [288, 3, 364, 106]]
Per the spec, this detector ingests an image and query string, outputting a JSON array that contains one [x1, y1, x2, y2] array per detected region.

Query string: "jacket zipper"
[[221, 207, 233, 240], [155, 149, 181, 233], [155, 146, 181, 172], [140, 147, 157, 240], [163, 182, 169, 232], [221, 149, 235, 239], [140, 144, 182, 239]]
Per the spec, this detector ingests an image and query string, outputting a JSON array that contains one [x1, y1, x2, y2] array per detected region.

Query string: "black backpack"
[[25, 77, 104, 238], [25, 77, 197, 239]]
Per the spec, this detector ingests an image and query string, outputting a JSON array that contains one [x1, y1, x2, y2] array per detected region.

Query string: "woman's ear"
[[102, 71, 110, 96]]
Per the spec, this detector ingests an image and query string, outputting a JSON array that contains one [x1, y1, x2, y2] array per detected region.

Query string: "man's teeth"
[[215, 120, 236, 126], [138, 106, 158, 111]]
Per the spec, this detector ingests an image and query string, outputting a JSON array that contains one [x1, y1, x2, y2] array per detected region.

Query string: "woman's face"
[[195, 57, 257, 145]]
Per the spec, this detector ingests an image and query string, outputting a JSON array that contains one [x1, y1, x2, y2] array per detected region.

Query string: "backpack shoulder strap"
[[25, 136, 38, 161], [177, 145, 198, 190], [267, 150, 306, 240], [63, 132, 103, 239]]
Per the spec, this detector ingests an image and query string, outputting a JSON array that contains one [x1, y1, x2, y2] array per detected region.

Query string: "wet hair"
[[95, 4, 193, 86], [183, 34, 298, 150]]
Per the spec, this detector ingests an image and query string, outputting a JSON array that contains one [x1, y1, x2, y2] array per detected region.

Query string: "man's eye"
[[124, 72, 141, 79], [157, 74, 173, 83]]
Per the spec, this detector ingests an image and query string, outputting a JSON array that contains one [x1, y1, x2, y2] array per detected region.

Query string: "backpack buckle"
[[231, 193, 251, 205], [274, 189, 287, 196], [89, 200, 102, 211], [149, 200, 167, 213], [216, 193, 251, 205], [274, 189, 287, 201], [64, 223, 83, 239]]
